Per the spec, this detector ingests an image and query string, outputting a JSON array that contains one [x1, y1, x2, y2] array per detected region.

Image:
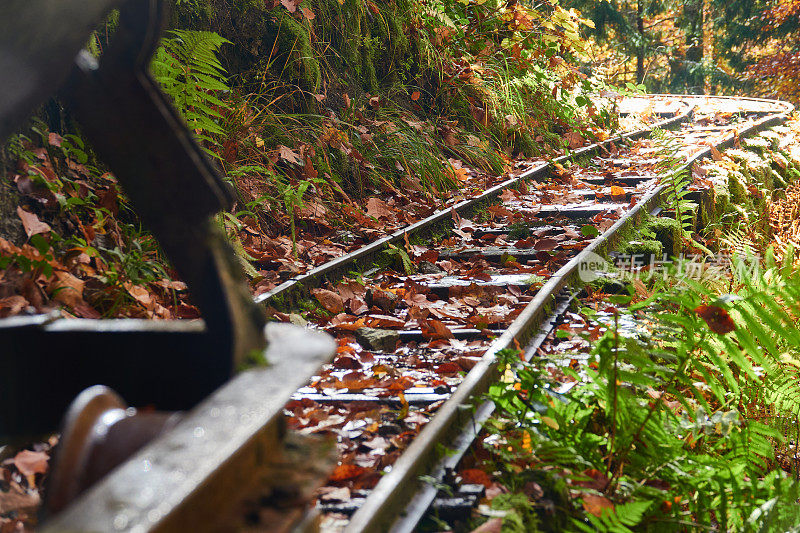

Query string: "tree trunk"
[[684, 0, 705, 93], [636, 0, 644, 83]]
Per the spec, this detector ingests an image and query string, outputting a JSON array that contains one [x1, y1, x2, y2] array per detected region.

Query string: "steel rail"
[[344, 95, 794, 533], [255, 100, 695, 311], [41, 94, 793, 532]]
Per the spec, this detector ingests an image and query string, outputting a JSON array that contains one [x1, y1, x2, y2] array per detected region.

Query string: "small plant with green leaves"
[[150, 29, 232, 150]]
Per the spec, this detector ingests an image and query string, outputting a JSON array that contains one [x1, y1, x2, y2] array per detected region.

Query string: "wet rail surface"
[[43, 94, 794, 533]]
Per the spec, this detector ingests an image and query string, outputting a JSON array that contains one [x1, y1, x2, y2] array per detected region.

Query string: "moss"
[[265, 11, 321, 93], [744, 137, 771, 152], [644, 217, 681, 256], [714, 182, 731, 222], [311, 0, 413, 93], [728, 171, 748, 205], [588, 272, 630, 295], [771, 167, 787, 189], [620, 239, 663, 258]]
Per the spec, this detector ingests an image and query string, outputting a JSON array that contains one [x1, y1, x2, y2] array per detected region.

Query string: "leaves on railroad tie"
[[533, 238, 558, 251], [609, 185, 626, 198], [420, 318, 454, 340], [329, 464, 370, 482], [694, 304, 736, 334]]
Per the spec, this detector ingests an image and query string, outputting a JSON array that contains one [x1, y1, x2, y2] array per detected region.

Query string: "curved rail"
[[43, 94, 794, 533], [343, 95, 794, 533]]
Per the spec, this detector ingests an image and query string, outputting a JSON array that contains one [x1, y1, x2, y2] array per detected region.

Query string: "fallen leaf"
[[534, 238, 558, 251], [609, 185, 625, 197], [564, 131, 584, 149], [329, 464, 370, 482], [694, 304, 736, 334], [411, 91, 421, 101], [0, 296, 29, 318], [312, 288, 345, 314], [301, 6, 315, 19], [0, 490, 40, 514], [574, 468, 609, 491], [460, 468, 492, 488], [366, 197, 392, 219], [420, 319, 454, 340], [16, 207, 50, 237], [280, 0, 300, 12], [14, 449, 48, 477], [49, 271, 85, 308], [582, 493, 614, 517], [126, 284, 152, 308], [277, 145, 301, 164]]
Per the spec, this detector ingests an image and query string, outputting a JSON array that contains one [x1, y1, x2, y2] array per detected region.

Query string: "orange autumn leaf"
[[609, 185, 625, 197], [329, 464, 370, 482], [460, 468, 493, 488], [694, 304, 736, 334], [582, 493, 614, 517], [420, 318, 454, 340], [411, 91, 421, 101]]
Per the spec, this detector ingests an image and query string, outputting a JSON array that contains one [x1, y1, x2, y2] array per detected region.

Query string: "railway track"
[[41, 94, 794, 532]]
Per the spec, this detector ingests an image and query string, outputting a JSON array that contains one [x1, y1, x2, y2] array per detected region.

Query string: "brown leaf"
[[420, 319, 454, 340], [582, 493, 614, 517], [312, 288, 345, 314], [366, 197, 392, 219], [13, 450, 48, 477], [48, 132, 63, 147], [277, 145, 301, 164], [710, 145, 723, 161], [301, 6, 315, 19], [348, 297, 369, 315], [694, 304, 736, 334], [16, 207, 50, 237], [410, 91, 421, 101], [533, 238, 558, 251], [126, 284, 152, 308], [49, 271, 85, 308], [343, 93, 351, 108], [0, 296, 29, 318], [0, 490, 40, 514], [460, 468, 492, 488], [563, 131, 584, 149], [280, 0, 300, 12], [329, 464, 370, 482], [574, 468, 609, 491]]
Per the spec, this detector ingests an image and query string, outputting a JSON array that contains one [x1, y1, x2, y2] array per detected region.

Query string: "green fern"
[[150, 30, 231, 146]]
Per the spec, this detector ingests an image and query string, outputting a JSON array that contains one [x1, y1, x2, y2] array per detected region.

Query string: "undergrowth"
[[480, 251, 800, 531]]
